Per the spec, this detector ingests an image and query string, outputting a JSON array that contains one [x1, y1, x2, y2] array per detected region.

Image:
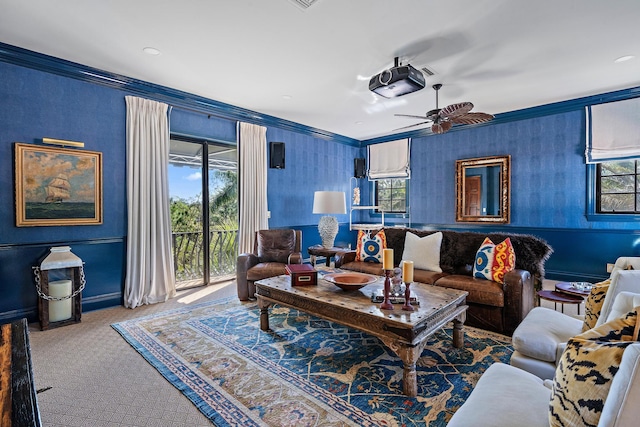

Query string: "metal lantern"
[[33, 246, 85, 330]]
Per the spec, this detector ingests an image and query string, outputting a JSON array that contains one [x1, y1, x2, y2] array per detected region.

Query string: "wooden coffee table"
[[255, 274, 468, 397]]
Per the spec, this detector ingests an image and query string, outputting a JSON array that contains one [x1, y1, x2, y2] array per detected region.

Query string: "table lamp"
[[312, 191, 346, 248]]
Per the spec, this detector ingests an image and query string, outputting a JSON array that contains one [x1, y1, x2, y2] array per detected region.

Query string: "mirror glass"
[[456, 155, 510, 223]]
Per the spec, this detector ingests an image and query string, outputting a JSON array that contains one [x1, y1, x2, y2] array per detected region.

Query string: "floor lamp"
[[313, 191, 346, 248]]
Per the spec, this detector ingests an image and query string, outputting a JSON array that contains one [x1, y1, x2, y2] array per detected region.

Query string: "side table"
[[307, 245, 345, 267], [537, 290, 585, 314], [554, 281, 592, 298]]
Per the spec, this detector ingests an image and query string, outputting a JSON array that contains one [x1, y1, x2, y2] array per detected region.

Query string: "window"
[[169, 136, 238, 289], [375, 179, 407, 213], [596, 160, 640, 213]]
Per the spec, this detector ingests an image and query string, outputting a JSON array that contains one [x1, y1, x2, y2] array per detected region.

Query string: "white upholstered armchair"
[[510, 256, 640, 380], [447, 343, 640, 427]]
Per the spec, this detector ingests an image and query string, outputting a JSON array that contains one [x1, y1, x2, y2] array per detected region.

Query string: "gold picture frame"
[[14, 143, 103, 226], [455, 155, 511, 224]]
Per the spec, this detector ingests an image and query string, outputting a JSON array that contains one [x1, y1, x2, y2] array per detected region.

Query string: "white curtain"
[[237, 122, 269, 253], [585, 98, 640, 163], [124, 96, 176, 308], [367, 138, 411, 179]]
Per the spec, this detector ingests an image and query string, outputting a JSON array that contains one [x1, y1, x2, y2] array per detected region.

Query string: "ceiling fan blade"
[[393, 121, 431, 131], [451, 112, 495, 125], [394, 113, 433, 120], [439, 102, 473, 119], [431, 121, 453, 134]]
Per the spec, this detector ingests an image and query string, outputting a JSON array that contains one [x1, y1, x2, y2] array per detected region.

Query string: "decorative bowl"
[[323, 272, 378, 291], [571, 282, 593, 291]]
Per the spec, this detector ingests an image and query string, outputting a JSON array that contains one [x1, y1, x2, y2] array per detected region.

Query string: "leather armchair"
[[236, 229, 302, 300], [510, 256, 640, 379]]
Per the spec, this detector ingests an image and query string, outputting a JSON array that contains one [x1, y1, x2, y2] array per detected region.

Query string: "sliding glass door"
[[168, 137, 238, 289]]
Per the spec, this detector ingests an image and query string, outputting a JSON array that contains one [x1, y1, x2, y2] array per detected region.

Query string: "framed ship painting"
[[14, 143, 103, 226]]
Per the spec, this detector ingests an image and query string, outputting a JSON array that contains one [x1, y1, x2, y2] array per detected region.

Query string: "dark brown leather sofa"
[[334, 227, 552, 335], [236, 229, 303, 300]]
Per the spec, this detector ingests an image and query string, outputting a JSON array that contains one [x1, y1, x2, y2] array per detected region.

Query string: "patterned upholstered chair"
[[510, 256, 640, 379], [236, 229, 302, 300]]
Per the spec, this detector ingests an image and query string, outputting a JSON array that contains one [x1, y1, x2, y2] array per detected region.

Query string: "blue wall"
[[407, 111, 587, 227], [0, 61, 130, 322], [362, 111, 640, 282], [0, 57, 357, 322], [266, 127, 360, 252], [2, 44, 640, 323]]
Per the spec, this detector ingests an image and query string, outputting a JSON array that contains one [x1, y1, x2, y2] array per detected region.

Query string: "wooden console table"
[[0, 319, 42, 426]]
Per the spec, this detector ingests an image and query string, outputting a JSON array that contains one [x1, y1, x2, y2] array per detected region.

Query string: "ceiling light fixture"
[[143, 47, 161, 56], [614, 55, 634, 63]]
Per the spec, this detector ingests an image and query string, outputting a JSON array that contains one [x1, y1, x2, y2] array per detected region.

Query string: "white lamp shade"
[[312, 191, 346, 214]]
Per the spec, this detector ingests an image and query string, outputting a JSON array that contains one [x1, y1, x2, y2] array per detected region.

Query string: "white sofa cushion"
[[606, 292, 640, 323], [512, 306, 583, 362], [597, 270, 640, 327], [510, 350, 557, 380], [447, 363, 550, 427], [611, 257, 640, 275], [599, 343, 640, 427]]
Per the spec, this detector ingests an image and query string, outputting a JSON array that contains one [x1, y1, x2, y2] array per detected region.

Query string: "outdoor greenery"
[[376, 178, 407, 213], [599, 160, 639, 213], [170, 170, 238, 281]]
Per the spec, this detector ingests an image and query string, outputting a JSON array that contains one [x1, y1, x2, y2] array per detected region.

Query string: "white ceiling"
[[1, 0, 640, 141]]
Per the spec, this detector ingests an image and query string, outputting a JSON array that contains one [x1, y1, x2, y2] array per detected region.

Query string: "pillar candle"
[[49, 279, 72, 322], [383, 248, 394, 270], [403, 260, 414, 283]]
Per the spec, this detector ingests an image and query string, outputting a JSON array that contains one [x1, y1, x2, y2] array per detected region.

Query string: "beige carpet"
[[29, 281, 236, 427]]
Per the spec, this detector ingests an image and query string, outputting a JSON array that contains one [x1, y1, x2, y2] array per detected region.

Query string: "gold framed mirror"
[[456, 155, 510, 223]]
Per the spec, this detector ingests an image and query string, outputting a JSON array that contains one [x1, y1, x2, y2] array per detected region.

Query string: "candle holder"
[[380, 269, 394, 310], [402, 281, 415, 311]]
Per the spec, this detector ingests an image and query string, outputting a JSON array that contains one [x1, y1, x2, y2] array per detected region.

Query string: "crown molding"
[[0, 42, 360, 147], [3, 42, 639, 149]]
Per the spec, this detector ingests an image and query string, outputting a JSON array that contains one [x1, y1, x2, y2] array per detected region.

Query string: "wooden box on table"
[[285, 264, 317, 286]]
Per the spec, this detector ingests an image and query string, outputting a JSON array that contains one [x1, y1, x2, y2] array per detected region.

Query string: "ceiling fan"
[[394, 83, 494, 134]]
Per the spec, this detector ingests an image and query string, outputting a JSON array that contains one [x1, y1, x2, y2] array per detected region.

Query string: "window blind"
[[367, 138, 410, 179], [586, 97, 640, 163]]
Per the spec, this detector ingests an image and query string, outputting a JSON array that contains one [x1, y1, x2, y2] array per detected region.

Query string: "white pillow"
[[401, 231, 442, 272]]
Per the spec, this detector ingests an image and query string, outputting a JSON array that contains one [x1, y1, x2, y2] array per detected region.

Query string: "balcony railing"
[[171, 229, 238, 283]]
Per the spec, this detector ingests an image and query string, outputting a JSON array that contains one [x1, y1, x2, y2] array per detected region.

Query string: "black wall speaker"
[[270, 142, 285, 169], [354, 157, 366, 178]]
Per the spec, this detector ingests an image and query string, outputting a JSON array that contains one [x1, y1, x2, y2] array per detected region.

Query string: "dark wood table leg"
[[380, 337, 428, 397], [257, 297, 271, 331], [452, 317, 465, 348]]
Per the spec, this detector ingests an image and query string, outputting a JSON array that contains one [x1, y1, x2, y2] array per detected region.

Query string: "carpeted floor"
[[112, 298, 513, 427], [29, 282, 237, 427]]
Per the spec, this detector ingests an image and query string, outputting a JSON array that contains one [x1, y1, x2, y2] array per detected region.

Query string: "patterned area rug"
[[112, 299, 512, 426]]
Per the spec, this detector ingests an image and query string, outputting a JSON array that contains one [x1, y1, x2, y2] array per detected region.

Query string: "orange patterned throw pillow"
[[355, 230, 387, 263], [472, 237, 516, 284]]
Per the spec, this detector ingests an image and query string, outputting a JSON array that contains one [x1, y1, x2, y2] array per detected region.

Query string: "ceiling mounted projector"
[[369, 58, 426, 98]]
